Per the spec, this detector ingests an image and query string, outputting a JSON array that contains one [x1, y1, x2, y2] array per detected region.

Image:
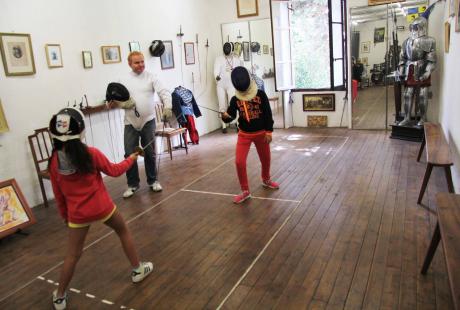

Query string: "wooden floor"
[[0, 128, 454, 309], [353, 86, 396, 130]]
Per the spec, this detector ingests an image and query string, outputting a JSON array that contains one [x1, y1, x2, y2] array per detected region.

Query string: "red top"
[[49, 147, 134, 224]]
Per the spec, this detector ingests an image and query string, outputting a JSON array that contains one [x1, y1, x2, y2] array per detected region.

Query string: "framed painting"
[[0, 179, 36, 239], [361, 41, 370, 53], [129, 41, 140, 52], [160, 40, 174, 70], [303, 94, 335, 112], [243, 41, 250, 61], [101, 45, 121, 64], [45, 44, 63, 68], [263, 44, 269, 54], [307, 115, 328, 127], [184, 42, 195, 65], [237, 0, 259, 18], [368, 0, 404, 5], [0, 32, 36, 76], [82, 51, 93, 68], [374, 27, 385, 43], [457, 0, 460, 32], [445, 22, 451, 53], [0, 99, 9, 133]]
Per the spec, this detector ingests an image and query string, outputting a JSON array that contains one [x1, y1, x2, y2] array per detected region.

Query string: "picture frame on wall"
[[45, 44, 63, 68], [129, 41, 141, 52], [0, 32, 36, 76], [184, 42, 195, 65], [456, 0, 460, 32], [243, 41, 250, 61], [303, 94, 335, 112], [160, 40, 174, 70], [236, 0, 259, 18], [0, 99, 9, 133], [101, 45, 121, 64], [445, 21, 451, 53], [374, 27, 385, 43], [361, 41, 370, 53], [263, 45, 269, 54], [0, 179, 36, 239], [82, 51, 93, 68]]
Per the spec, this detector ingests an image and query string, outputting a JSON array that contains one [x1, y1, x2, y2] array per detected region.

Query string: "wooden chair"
[[28, 128, 53, 207], [155, 104, 188, 160]]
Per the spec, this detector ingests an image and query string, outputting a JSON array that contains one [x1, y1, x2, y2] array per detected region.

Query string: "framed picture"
[[263, 44, 269, 54], [374, 28, 385, 43], [101, 45, 121, 64], [445, 22, 451, 53], [45, 44, 63, 68], [307, 115, 328, 127], [270, 47, 273, 56], [456, 0, 460, 32], [303, 94, 335, 112], [160, 40, 174, 70], [243, 41, 250, 61], [237, 0, 259, 18], [0, 32, 36, 76], [0, 100, 9, 133], [0, 179, 36, 239], [368, 0, 404, 5], [129, 41, 140, 52], [82, 51, 93, 68], [361, 41, 370, 53], [184, 42, 195, 65]]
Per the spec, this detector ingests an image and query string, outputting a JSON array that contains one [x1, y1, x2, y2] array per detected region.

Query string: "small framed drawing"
[[263, 44, 269, 54], [160, 40, 174, 70], [303, 94, 335, 112], [101, 45, 121, 64], [374, 27, 385, 43], [0, 32, 36, 76], [243, 41, 250, 61], [361, 41, 370, 53], [184, 42, 195, 65], [237, 0, 259, 18], [0, 179, 36, 239], [45, 44, 63, 68], [307, 115, 328, 127], [82, 51, 93, 68], [129, 41, 141, 52], [0, 99, 9, 133]]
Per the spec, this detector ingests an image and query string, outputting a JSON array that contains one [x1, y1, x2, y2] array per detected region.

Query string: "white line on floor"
[[181, 189, 301, 203], [216, 136, 350, 309]]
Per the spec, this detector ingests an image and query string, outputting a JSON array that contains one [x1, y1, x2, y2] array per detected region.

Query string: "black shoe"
[[222, 128, 227, 134]]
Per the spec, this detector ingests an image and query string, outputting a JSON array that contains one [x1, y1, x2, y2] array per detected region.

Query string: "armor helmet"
[[49, 108, 85, 142], [409, 17, 427, 39]]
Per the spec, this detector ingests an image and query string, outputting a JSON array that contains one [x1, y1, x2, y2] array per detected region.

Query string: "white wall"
[[0, 0, 224, 206]]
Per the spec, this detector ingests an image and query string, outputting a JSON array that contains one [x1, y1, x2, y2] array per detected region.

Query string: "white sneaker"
[[150, 181, 162, 192], [52, 290, 67, 310], [131, 262, 154, 283], [123, 186, 139, 199]]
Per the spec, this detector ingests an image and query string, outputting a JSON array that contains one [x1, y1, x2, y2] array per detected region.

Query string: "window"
[[271, 0, 347, 91]]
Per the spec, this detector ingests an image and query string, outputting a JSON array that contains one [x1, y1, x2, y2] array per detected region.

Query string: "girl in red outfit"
[[48, 108, 153, 310], [221, 66, 279, 203]]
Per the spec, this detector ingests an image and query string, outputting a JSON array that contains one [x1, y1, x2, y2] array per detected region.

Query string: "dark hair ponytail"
[[50, 139, 94, 174]]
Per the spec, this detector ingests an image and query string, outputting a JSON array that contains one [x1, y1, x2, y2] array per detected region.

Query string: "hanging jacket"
[[172, 86, 202, 126]]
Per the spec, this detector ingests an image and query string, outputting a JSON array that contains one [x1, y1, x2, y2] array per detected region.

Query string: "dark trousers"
[[124, 119, 157, 187]]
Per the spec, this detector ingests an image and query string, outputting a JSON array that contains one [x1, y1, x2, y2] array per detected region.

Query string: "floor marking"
[[37, 276, 45, 281], [217, 136, 350, 309], [102, 299, 114, 305], [69, 288, 81, 294], [85, 293, 95, 299], [1, 135, 349, 307], [181, 189, 301, 203]]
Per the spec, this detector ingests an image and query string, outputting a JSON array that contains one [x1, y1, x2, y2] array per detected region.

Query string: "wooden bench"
[[421, 193, 460, 309], [416, 122, 454, 204]]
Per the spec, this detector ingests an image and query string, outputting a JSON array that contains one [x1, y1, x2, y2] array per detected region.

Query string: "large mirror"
[[350, 1, 427, 130], [221, 19, 284, 128]]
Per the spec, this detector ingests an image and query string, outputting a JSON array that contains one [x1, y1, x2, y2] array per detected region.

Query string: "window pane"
[[291, 0, 330, 89], [331, 0, 342, 23], [333, 59, 343, 87], [332, 24, 343, 59]]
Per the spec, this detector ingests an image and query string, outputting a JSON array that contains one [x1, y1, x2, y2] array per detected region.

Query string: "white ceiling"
[[351, 0, 428, 24]]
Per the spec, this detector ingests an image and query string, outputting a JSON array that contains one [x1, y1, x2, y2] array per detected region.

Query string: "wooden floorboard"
[[0, 128, 454, 309]]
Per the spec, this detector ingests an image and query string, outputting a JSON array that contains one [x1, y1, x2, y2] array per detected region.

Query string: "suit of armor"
[[398, 17, 436, 126]]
